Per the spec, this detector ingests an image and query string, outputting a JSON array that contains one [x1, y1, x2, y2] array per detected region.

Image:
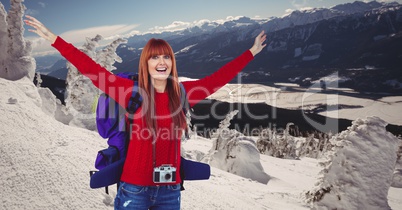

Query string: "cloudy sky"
[[1, 0, 400, 56]]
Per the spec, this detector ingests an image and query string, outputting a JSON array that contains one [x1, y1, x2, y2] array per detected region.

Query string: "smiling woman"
[[24, 13, 266, 209]]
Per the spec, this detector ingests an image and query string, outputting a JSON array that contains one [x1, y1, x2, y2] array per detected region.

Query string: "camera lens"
[[165, 173, 171, 180]]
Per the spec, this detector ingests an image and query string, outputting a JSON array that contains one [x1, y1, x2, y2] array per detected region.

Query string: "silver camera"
[[153, 164, 176, 183]]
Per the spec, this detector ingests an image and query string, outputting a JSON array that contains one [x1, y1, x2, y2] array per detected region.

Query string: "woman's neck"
[[152, 79, 167, 93]]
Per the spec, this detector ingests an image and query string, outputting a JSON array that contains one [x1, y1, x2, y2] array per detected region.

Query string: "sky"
[[1, 0, 402, 56]]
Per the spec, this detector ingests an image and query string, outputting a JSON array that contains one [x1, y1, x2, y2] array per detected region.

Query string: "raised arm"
[[24, 15, 57, 44], [182, 31, 267, 107], [24, 16, 134, 108]]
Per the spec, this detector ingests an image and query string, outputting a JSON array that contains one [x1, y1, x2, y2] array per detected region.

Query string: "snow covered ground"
[[1, 77, 401, 210]]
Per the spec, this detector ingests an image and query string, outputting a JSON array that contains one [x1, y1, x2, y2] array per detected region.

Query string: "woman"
[[25, 15, 266, 210]]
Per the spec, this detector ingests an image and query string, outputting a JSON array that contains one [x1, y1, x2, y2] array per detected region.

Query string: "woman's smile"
[[156, 67, 168, 73]]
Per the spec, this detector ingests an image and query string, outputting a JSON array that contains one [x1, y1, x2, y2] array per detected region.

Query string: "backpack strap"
[[113, 79, 142, 194], [179, 83, 191, 140], [179, 83, 190, 113], [126, 82, 142, 115], [124, 80, 142, 153]]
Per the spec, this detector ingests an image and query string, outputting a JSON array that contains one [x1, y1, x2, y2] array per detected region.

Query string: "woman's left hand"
[[249, 30, 267, 57]]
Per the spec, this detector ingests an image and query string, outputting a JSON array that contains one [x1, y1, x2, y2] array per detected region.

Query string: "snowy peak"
[[183, 1, 392, 35], [275, 1, 389, 32], [331, 0, 383, 14], [187, 16, 261, 34], [181, 1, 399, 37], [222, 16, 259, 27]]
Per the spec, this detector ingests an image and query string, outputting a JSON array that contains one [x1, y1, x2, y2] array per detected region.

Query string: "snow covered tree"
[[64, 35, 127, 130], [257, 122, 302, 159], [0, 0, 35, 81], [35, 72, 42, 87], [204, 110, 270, 184], [96, 38, 127, 71], [211, 110, 241, 151], [305, 116, 399, 210], [256, 127, 274, 154]]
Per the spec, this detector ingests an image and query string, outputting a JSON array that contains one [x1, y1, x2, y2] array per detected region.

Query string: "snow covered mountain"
[[111, 1, 401, 93], [39, 1, 402, 94]]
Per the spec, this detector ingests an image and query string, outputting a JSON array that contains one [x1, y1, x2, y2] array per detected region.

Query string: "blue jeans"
[[114, 182, 181, 210]]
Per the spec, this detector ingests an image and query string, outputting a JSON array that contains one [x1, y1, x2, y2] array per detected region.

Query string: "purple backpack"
[[89, 72, 141, 194], [94, 72, 141, 170]]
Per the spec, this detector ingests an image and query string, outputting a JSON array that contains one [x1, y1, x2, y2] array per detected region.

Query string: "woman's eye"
[[151, 56, 159, 59], [164, 55, 171, 59]]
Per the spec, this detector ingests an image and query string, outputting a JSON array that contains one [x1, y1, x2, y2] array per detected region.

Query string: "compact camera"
[[153, 164, 177, 183]]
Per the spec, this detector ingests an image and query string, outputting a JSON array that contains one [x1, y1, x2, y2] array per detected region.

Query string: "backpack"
[[89, 72, 210, 194]]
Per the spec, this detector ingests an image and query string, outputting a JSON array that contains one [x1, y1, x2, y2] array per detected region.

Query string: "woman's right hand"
[[24, 15, 57, 44], [249, 30, 267, 57]]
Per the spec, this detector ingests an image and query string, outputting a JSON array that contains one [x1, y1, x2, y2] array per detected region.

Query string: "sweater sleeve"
[[181, 50, 254, 107], [51, 36, 134, 108]]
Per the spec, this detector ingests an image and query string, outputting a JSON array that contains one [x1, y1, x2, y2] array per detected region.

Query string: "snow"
[[294, 47, 302, 57], [0, 77, 106, 209], [1, 75, 401, 210], [302, 55, 320, 61], [175, 44, 198, 55], [306, 117, 399, 209], [384, 79, 402, 89]]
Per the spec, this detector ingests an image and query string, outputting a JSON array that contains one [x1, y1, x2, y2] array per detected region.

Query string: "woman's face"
[[147, 54, 172, 82]]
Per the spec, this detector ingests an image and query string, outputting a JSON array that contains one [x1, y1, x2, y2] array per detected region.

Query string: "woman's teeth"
[[156, 67, 167, 72]]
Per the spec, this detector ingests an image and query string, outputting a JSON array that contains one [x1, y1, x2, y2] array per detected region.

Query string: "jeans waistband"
[[121, 182, 180, 189]]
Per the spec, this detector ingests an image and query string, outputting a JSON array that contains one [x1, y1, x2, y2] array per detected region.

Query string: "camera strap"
[[152, 134, 178, 168]]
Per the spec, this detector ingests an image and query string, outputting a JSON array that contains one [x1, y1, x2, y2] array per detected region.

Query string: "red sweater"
[[52, 37, 254, 186]]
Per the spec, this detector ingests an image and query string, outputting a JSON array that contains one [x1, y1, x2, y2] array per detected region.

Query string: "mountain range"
[[40, 1, 402, 94]]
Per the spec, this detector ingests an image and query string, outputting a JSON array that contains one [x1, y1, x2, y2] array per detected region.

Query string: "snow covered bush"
[[256, 123, 298, 159], [0, 0, 35, 81], [396, 139, 402, 166], [305, 116, 399, 210], [298, 132, 333, 159], [257, 123, 334, 160], [35, 73, 42, 87], [256, 127, 274, 154], [204, 110, 270, 184], [64, 35, 127, 130]]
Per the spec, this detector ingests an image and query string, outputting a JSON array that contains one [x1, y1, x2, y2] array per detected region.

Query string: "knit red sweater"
[[52, 37, 254, 186]]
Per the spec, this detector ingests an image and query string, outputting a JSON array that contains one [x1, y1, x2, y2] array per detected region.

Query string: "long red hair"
[[138, 38, 186, 138]]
